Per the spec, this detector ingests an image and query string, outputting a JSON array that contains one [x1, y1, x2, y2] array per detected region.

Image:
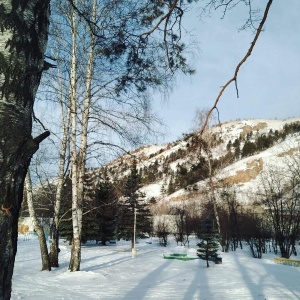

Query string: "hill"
[[86, 117, 300, 207]]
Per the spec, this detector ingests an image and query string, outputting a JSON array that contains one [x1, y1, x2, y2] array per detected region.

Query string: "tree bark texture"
[[0, 1, 50, 298]]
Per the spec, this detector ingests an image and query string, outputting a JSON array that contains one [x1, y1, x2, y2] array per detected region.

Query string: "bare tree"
[[259, 161, 300, 258], [155, 217, 170, 247], [46, 0, 196, 271], [239, 208, 271, 259]]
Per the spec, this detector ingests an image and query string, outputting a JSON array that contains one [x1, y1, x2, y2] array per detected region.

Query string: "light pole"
[[132, 206, 137, 258]]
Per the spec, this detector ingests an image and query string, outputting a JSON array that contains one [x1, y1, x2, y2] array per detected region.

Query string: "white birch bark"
[[50, 66, 71, 267], [25, 171, 51, 271], [69, 3, 82, 272], [69, 0, 97, 272]]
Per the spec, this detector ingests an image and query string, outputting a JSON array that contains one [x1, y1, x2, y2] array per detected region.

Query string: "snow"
[[140, 183, 162, 198], [12, 235, 300, 300]]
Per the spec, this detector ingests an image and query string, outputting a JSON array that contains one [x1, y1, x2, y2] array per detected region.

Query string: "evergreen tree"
[[226, 140, 232, 151], [233, 138, 240, 159], [241, 140, 256, 157], [197, 219, 220, 267], [94, 176, 118, 245], [160, 178, 167, 195], [118, 159, 152, 248], [167, 175, 175, 195]]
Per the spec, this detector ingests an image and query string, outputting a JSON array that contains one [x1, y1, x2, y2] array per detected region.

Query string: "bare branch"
[[200, 0, 273, 136]]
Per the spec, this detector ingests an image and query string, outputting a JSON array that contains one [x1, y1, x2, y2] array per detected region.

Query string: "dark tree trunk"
[[49, 225, 59, 267], [0, 1, 50, 298]]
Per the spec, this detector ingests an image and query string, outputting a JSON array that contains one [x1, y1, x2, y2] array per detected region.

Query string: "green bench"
[[274, 257, 300, 267], [163, 253, 198, 261]]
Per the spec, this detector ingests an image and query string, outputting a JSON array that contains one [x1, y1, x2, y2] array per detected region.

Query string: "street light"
[[132, 206, 137, 258]]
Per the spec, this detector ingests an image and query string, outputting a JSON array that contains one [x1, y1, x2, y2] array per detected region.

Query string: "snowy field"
[[12, 236, 300, 300]]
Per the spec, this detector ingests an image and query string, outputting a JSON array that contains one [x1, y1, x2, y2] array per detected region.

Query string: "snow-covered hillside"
[[86, 118, 300, 207]]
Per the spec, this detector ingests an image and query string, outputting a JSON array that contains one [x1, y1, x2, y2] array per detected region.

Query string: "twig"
[[200, 0, 273, 136]]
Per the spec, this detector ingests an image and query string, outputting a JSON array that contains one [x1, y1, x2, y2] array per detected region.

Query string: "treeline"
[[227, 121, 300, 158], [131, 122, 300, 194], [154, 150, 300, 260], [22, 161, 153, 247]]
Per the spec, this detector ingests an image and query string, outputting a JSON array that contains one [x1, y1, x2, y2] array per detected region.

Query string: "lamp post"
[[132, 206, 137, 258]]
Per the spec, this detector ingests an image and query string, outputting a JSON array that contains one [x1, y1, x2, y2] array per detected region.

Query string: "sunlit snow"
[[11, 235, 300, 299]]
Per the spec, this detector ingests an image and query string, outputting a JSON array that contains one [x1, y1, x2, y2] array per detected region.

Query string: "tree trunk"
[[0, 1, 50, 298], [69, 0, 96, 271], [69, 3, 81, 272], [49, 223, 60, 267], [25, 171, 51, 271], [50, 70, 71, 267]]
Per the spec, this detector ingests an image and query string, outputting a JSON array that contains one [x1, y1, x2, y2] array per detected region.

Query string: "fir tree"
[[118, 159, 152, 248], [226, 140, 232, 151], [94, 175, 118, 245], [233, 138, 240, 159], [241, 140, 256, 157], [197, 219, 220, 267], [167, 175, 175, 195]]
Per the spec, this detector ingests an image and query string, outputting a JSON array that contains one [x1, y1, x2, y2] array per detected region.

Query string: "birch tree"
[[0, 1, 50, 298], [25, 170, 51, 271], [49, 75, 71, 268], [46, 0, 196, 272], [0, 0, 274, 295]]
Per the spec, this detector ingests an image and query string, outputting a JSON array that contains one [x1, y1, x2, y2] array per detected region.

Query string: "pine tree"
[[226, 140, 232, 151], [118, 159, 152, 248], [167, 175, 175, 195], [241, 140, 256, 157], [197, 219, 220, 267], [94, 176, 118, 245], [233, 138, 240, 159]]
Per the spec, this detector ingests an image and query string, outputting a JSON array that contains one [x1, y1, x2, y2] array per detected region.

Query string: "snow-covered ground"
[[12, 235, 300, 300]]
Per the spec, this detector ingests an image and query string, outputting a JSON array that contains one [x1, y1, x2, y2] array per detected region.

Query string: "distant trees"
[[156, 218, 170, 247], [241, 140, 256, 157], [218, 189, 240, 252], [258, 159, 300, 259], [238, 210, 271, 258], [171, 203, 200, 247], [225, 122, 300, 160]]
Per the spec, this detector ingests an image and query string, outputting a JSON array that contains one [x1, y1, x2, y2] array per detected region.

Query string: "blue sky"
[[153, 0, 300, 143]]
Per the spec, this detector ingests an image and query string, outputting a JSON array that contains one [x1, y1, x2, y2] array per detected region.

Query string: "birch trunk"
[[69, 0, 97, 271], [49, 68, 71, 268], [69, 4, 81, 272], [0, 1, 50, 298], [25, 171, 51, 271]]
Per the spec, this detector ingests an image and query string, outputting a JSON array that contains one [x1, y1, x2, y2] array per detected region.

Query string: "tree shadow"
[[122, 259, 173, 299]]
